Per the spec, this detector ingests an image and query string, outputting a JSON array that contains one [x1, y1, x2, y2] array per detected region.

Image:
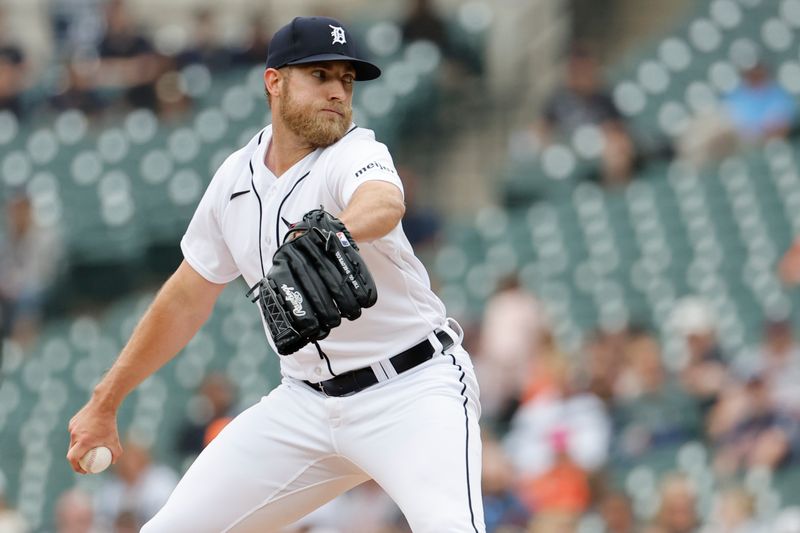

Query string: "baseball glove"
[[247, 208, 378, 355]]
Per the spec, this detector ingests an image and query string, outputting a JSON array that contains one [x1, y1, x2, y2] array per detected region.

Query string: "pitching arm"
[[339, 180, 405, 243], [67, 260, 226, 472]]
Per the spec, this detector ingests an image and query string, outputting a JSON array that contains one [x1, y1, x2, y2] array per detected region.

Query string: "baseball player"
[[67, 16, 485, 533]]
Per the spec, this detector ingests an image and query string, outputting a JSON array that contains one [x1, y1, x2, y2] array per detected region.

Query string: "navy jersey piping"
[[448, 354, 479, 533], [249, 161, 265, 277], [250, 130, 266, 276], [275, 171, 310, 244]]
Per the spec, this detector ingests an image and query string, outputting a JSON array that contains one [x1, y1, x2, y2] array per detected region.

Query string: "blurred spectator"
[[678, 61, 795, 167], [613, 331, 701, 460], [705, 485, 765, 532], [54, 488, 95, 533], [648, 473, 699, 533], [536, 45, 636, 187], [677, 108, 740, 168], [481, 435, 530, 533], [474, 274, 542, 430], [517, 330, 566, 408], [0, 470, 28, 533], [177, 9, 232, 70], [0, 192, 64, 344], [669, 297, 729, 414], [724, 62, 797, 143], [0, 45, 27, 118], [598, 492, 637, 533], [504, 356, 610, 478], [750, 318, 800, 415], [175, 371, 237, 461], [49, 60, 106, 117], [94, 0, 163, 111], [581, 327, 629, 406], [153, 68, 192, 121], [708, 371, 796, 478], [113, 510, 139, 533], [520, 429, 590, 528], [529, 512, 579, 533], [399, 0, 483, 82], [230, 16, 270, 66], [50, 0, 105, 57], [93, 439, 178, 531], [401, 0, 448, 52], [398, 166, 442, 252], [779, 237, 800, 286]]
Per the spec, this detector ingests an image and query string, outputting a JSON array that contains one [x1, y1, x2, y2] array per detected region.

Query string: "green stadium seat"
[[0, 110, 20, 147], [365, 22, 403, 59]]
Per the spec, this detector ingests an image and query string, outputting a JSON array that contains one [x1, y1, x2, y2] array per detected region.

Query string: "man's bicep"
[[168, 260, 228, 311], [346, 180, 404, 207]]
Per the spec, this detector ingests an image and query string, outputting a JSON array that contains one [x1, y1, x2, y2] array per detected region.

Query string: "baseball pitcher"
[[67, 16, 485, 533]]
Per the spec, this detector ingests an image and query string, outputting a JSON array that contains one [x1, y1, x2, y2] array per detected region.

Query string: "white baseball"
[[79, 446, 113, 474]]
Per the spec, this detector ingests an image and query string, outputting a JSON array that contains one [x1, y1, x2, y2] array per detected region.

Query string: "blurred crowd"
[[0, 0, 272, 124], [520, 44, 799, 190], [0, 0, 481, 128], [466, 272, 800, 533], [4, 1, 800, 533], [0, 191, 63, 348], [6, 272, 800, 532]]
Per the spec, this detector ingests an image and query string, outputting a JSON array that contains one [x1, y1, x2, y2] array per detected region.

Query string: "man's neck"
[[265, 122, 316, 177]]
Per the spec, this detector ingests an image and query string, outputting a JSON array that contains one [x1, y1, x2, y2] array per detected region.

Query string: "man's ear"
[[264, 68, 283, 99]]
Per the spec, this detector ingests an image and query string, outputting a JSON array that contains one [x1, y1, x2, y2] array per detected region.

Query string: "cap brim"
[[286, 54, 381, 81]]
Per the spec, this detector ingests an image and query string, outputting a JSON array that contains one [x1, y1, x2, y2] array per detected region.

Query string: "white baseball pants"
[[141, 345, 485, 532]]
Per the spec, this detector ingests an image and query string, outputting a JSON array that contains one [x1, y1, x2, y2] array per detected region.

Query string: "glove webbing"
[[247, 278, 339, 374]]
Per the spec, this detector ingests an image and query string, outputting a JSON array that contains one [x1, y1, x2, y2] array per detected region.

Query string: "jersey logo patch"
[[336, 231, 351, 247], [330, 25, 347, 45]]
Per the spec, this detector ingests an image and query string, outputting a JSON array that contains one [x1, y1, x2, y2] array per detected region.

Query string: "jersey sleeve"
[[180, 161, 240, 284], [330, 136, 404, 206]]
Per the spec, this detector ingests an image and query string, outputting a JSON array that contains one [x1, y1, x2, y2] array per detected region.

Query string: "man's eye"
[[312, 70, 325, 80], [343, 76, 355, 85]]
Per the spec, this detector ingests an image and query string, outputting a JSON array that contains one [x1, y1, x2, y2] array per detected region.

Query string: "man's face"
[[277, 62, 355, 148]]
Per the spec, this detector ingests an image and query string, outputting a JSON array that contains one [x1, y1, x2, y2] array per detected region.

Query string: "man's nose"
[[327, 80, 347, 101]]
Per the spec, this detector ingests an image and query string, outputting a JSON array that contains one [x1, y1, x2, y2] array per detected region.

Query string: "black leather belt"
[[303, 330, 454, 397]]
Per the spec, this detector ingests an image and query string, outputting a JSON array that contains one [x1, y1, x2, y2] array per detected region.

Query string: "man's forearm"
[[91, 262, 223, 410], [340, 181, 405, 242]]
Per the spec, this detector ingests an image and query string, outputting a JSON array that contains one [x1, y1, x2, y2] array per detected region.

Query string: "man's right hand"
[[66, 398, 123, 474]]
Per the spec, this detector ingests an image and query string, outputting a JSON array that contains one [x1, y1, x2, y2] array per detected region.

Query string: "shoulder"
[[218, 128, 266, 175], [324, 126, 393, 163], [332, 125, 381, 148], [207, 128, 266, 192]]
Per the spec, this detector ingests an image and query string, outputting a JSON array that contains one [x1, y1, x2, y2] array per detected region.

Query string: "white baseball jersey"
[[180, 124, 447, 382]]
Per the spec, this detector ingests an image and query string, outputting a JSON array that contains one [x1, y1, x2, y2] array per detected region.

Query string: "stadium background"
[[4, 0, 800, 531]]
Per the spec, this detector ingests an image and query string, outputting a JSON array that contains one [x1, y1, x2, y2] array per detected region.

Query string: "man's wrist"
[[91, 384, 122, 412]]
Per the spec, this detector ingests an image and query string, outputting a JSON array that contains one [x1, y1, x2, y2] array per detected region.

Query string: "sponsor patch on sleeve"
[[354, 161, 396, 178]]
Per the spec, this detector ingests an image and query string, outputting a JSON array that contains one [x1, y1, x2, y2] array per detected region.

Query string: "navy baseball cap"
[[267, 17, 381, 81]]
